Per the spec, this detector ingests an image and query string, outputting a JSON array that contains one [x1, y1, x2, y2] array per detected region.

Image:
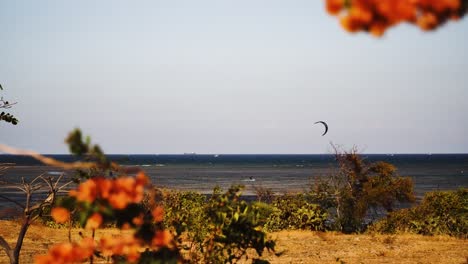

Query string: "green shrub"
[[264, 193, 328, 232], [160, 190, 208, 261], [203, 185, 276, 263], [147, 186, 277, 263], [370, 188, 467, 238]]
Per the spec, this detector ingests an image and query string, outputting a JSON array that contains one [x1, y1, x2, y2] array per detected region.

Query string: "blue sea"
[[1, 154, 467, 211]]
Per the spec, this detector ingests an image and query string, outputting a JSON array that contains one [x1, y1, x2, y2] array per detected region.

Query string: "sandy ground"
[[0, 220, 467, 264]]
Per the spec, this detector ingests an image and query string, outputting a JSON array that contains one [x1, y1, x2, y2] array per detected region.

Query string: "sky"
[[0, 0, 467, 154]]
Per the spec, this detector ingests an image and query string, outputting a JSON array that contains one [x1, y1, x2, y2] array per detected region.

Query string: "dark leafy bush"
[[370, 188, 467, 238]]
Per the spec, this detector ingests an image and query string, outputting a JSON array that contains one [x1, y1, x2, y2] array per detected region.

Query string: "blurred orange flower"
[[51, 207, 70, 224], [34, 240, 94, 264], [85, 212, 103, 230], [152, 230, 173, 248], [70, 178, 98, 203], [99, 234, 141, 261], [152, 206, 164, 222], [325, 0, 465, 36]]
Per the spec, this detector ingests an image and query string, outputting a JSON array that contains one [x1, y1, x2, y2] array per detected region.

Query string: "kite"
[[314, 121, 328, 136]]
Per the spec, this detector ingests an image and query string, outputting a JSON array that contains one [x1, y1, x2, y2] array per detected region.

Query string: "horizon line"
[[2, 152, 468, 156]]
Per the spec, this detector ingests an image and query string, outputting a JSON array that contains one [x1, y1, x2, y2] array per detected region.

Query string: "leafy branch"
[[0, 84, 19, 125]]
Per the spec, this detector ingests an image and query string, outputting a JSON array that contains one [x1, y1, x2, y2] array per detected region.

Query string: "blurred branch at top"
[[325, 0, 467, 37]]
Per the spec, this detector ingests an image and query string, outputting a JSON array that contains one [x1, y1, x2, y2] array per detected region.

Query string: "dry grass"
[[262, 230, 468, 264], [0, 220, 467, 264]]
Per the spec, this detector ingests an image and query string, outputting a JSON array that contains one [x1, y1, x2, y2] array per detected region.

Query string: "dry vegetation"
[[1, 220, 466, 264]]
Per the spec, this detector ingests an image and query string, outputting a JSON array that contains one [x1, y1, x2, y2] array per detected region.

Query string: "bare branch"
[[57, 181, 73, 191], [53, 173, 64, 189]]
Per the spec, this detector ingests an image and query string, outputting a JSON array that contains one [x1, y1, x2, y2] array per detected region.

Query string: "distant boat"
[[184, 152, 197, 155], [214, 154, 219, 158], [242, 176, 256, 182]]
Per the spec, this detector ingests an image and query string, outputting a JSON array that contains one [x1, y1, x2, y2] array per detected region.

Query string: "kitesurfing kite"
[[314, 121, 328, 136]]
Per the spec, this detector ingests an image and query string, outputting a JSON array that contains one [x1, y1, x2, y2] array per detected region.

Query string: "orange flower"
[[132, 214, 144, 226], [74, 237, 95, 259], [34, 240, 94, 264], [152, 206, 164, 222], [340, 16, 361, 32], [70, 178, 98, 203], [152, 230, 173, 247], [85, 213, 103, 230], [51, 207, 70, 224], [326, 0, 344, 15], [94, 177, 113, 199], [49, 243, 74, 262], [370, 22, 388, 37], [136, 171, 149, 186], [350, 4, 373, 24], [108, 191, 130, 209], [115, 177, 136, 195], [417, 12, 439, 30], [326, 0, 465, 36], [99, 234, 141, 261]]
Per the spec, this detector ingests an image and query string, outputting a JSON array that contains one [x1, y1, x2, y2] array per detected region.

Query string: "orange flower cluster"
[[100, 234, 142, 263], [41, 169, 179, 263], [35, 238, 95, 264], [325, 0, 466, 36], [152, 230, 173, 248], [70, 172, 149, 209], [35, 231, 174, 264]]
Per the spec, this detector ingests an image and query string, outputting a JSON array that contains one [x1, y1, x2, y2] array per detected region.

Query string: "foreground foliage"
[[34, 129, 277, 264]]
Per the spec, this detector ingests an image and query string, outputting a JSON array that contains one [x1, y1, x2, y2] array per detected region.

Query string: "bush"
[[159, 190, 208, 261], [202, 185, 276, 263], [312, 147, 415, 233], [370, 188, 468, 238], [146, 186, 277, 263], [264, 193, 328, 232]]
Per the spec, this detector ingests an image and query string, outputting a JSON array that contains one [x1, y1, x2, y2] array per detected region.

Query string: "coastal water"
[[1, 154, 467, 211]]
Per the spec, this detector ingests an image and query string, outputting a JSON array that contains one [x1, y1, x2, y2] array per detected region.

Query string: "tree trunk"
[[11, 216, 31, 264]]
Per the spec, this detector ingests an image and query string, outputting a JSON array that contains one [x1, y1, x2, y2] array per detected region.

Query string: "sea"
[[1, 154, 467, 212]]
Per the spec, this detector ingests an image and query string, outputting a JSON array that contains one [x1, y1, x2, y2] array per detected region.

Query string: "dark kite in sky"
[[314, 121, 328, 136]]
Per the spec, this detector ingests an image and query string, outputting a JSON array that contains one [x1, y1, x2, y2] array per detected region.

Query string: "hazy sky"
[[1, 1, 467, 154]]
